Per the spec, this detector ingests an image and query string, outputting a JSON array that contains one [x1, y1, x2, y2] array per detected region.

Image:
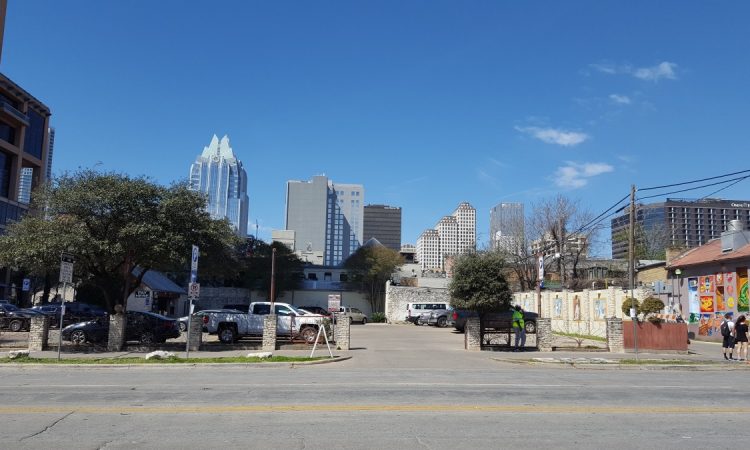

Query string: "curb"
[[490, 357, 742, 371], [0, 355, 353, 369]]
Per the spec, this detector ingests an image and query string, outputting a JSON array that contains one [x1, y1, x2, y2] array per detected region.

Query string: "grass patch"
[[618, 359, 711, 365], [554, 332, 607, 342], [0, 355, 327, 364]]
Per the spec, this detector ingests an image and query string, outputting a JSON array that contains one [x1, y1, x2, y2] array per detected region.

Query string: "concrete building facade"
[[285, 175, 364, 266], [490, 202, 524, 253], [416, 202, 476, 271]]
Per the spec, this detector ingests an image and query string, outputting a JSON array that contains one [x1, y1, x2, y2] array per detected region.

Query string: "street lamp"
[[674, 268, 682, 318]]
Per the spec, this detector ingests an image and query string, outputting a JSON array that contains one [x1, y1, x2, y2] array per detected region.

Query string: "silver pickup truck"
[[203, 302, 325, 344]]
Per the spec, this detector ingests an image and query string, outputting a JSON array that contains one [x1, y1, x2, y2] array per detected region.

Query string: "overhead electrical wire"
[[636, 173, 750, 202], [639, 168, 750, 191], [698, 175, 750, 200]]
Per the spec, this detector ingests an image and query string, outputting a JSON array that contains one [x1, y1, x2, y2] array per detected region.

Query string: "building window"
[[23, 110, 45, 160], [0, 151, 11, 198]]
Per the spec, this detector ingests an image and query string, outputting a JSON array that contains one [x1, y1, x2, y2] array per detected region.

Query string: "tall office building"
[[416, 202, 476, 271], [610, 198, 750, 259], [363, 204, 401, 251], [285, 175, 364, 266], [0, 72, 52, 298], [189, 135, 249, 237], [45, 126, 54, 180], [490, 202, 524, 253]]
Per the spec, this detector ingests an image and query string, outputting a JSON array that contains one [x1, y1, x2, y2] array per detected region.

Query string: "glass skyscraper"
[[189, 134, 249, 237]]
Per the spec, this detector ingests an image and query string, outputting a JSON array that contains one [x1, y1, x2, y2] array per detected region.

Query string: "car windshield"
[[2, 304, 20, 312]]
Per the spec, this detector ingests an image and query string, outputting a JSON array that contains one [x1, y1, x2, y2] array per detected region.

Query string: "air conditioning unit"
[[650, 280, 672, 294]]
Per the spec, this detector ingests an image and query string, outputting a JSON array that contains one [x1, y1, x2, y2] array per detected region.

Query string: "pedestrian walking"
[[720, 313, 735, 360], [733, 315, 748, 361], [512, 305, 526, 352]]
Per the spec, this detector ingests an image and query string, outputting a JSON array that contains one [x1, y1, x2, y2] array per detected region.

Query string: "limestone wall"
[[384, 282, 451, 323], [512, 287, 653, 338]]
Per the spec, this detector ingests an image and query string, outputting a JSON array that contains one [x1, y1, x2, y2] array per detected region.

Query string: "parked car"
[[222, 304, 250, 313], [452, 309, 538, 334], [177, 309, 242, 332], [203, 302, 325, 344], [61, 311, 180, 345], [339, 306, 368, 324], [31, 302, 107, 328], [406, 302, 449, 324], [425, 307, 453, 328], [298, 306, 332, 317], [0, 303, 37, 332]]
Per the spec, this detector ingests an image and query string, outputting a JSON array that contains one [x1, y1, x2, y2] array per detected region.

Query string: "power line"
[[636, 174, 750, 201], [699, 175, 750, 200], [639, 168, 750, 191]]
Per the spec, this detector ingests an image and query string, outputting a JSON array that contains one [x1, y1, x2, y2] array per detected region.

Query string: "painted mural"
[[698, 313, 722, 337], [688, 277, 699, 314], [739, 268, 749, 313], [716, 286, 727, 311], [699, 275, 715, 295], [553, 297, 563, 318], [573, 296, 581, 321], [594, 299, 606, 320], [700, 296, 714, 313]]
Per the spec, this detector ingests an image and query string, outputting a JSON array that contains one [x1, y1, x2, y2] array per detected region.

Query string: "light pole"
[[675, 268, 682, 318]]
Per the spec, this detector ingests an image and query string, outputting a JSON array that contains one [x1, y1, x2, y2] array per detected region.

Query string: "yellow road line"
[[0, 405, 736, 415]]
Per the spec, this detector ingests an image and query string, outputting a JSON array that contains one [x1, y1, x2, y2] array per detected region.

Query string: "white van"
[[406, 302, 449, 324]]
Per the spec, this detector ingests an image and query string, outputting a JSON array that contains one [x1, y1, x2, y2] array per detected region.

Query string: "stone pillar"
[[334, 313, 350, 350], [107, 313, 126, 351], [187, 314, 203, 351], [262, 314, 277, 352], [606, 318, 625, 353], [536, 318, 553, 352], [28, 315, 50, 351], [464, 316, 481, 351]]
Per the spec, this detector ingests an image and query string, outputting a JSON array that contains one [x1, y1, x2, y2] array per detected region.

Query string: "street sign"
[[22, 279, 30, 292], [327, 294, 341, 313], [190, 245, 199, 283], [188, 282, 200, 299], [59, 253, 75, 284]]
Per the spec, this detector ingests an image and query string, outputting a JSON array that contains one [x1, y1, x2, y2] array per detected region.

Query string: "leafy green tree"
[[0, 170, 240, 312], [344, 245, 404, 313], [448, 251, 512, 315], [241, 240, 303, 299]]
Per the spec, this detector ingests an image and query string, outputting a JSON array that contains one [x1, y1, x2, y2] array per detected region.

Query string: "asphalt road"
[[0, 324, 742, 449]]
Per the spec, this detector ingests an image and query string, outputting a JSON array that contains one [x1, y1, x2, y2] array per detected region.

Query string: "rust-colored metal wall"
[[623, 321, 688, 351]]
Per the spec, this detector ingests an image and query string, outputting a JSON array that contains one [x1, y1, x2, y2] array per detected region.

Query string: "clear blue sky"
[[3, 1, 749, 254]]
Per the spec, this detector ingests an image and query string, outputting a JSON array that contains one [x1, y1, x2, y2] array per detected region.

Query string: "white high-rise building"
[[417, 202, 477, 271], [189, 135, 249, 237]]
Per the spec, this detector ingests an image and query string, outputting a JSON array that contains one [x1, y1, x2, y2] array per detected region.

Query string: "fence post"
[[262, 314, 277, 352], [536, 318, 553, 352], [465, 317, 481, 351], [606, 318, 625, 353], [334, 313, 350, 350], [28, 315, 50, 351]]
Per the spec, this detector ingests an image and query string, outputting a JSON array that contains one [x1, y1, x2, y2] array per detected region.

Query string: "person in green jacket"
[[512, 305, 526, 351]]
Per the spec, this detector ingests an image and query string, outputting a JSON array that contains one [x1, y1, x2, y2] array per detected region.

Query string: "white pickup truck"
[[202, 302, 326, 344]]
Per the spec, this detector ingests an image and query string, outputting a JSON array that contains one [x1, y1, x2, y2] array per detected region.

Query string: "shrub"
[[640, 297, 665, 323], [371, 312, 387, 323], [621, 298, 640, 317]]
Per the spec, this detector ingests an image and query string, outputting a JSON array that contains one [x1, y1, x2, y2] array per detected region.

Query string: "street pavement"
[[0, 323, 743, 449]]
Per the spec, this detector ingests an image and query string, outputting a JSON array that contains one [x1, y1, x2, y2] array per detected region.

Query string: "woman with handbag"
[[733, 315, 748, 361]]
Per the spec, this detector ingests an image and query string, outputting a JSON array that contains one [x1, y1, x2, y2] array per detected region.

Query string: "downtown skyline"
[[3, 1, 750, 253]]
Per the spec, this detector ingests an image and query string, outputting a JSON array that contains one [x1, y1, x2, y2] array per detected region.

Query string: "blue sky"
[[3, 1, 750, 253]]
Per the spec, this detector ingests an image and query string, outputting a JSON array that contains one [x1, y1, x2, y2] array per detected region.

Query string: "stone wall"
[[187, 314, 203, 351], [334, 313, 350, 350], [536, 318, 552, 352], [384, 282, 451, 323], [606, 318, 624, 353], [512, 287, 653, 338], [262, 314, 277, 352], [28, 316, 50, 351], [464, 317, 481, 351], [107, 314, 126, 351]]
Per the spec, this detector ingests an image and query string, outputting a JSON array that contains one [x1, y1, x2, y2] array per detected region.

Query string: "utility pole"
[[629, 184, 639, 360], [270, 247, 277, 310]]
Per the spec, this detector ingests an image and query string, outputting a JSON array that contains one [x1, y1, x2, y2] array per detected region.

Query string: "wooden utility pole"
[[628, 184, 636, 292]]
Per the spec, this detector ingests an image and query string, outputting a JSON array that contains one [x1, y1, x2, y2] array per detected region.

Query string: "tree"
[[344, 244, 404, 313], [240, 240, 303, 299], [531, 194, 598, 289], [0, 170, 240, 312], [448, 251, 512, 315], [491, 211, 538, 291]]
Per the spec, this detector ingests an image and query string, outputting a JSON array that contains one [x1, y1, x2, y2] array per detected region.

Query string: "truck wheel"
[[9, 320, 23, 332], [525, 321, 536, 334], [179, 322, 187, 332], [437, 316, 447, 328], [218, 325, 236, 344], [300, 326, 317, 344]]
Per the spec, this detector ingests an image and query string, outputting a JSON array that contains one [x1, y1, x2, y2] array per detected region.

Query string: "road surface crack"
[[19, 411, 74, 442], [415, 436, 432, 449]]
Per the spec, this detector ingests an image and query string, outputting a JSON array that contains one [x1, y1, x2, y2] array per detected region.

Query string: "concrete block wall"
[[512, 287, 653, 338], [28, 316, 50, 351], [384, 282, 451, 323], [262, 314, 277, 352]]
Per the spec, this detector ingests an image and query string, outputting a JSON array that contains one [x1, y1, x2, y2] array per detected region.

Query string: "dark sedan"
[[0, 304, 38, 332], [31, 302, 106, 328], [62, 311, 180, 345]]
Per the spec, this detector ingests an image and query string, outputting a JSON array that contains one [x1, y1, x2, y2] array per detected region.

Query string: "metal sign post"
[[186, 245, 199, 358], [58, 253, 74, 361]]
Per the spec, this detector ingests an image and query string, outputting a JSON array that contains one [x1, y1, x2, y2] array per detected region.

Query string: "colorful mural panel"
[[553, 298, 563, 318], [698, 313, 722, 337], [700, 296, 714, 313], [688, 313, 700, 324], [699, 275, 715, 295], [687, 278, 699, 314], [738, 268, 749, 313], [716, 286, 726, 311], [594, 299, 606, 320]]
